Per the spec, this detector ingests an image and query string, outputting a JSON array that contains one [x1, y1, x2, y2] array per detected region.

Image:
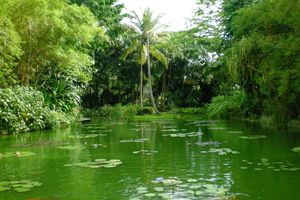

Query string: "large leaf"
[[120, 40, 139, 61], [150, 46, 168, 68], [138, 45, 147, 65]]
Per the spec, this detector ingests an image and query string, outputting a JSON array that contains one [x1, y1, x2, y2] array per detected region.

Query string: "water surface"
[[0, 116, 299, 199]]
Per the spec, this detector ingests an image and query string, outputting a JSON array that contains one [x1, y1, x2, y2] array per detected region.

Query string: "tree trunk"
[[140, 64, 144, 108], [146, 35, 159, 114], [162, 71, 166, 111]]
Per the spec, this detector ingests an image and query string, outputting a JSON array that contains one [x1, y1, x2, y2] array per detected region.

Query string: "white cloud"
[[118, 0, 197, 31]]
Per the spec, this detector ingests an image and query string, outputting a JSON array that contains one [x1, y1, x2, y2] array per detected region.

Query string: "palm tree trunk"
[[162, 71, 166, 111], [140, 64, 144, 108], [146, 35, 159, 114]]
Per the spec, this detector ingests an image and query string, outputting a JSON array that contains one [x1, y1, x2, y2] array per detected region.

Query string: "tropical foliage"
[[0, 0, 102, 133], [1, 0, 299, 133]]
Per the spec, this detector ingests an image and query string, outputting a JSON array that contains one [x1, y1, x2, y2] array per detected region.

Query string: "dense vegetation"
[[0, 0, 299, 133]]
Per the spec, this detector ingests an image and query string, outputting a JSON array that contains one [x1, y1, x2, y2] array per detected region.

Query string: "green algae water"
[[0, 116, 300, 200]]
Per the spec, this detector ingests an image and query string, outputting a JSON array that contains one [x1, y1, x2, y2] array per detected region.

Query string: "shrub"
[[97, 104, 137, 120], [0, 86, 72, 134], [207, 90, 247, 118]]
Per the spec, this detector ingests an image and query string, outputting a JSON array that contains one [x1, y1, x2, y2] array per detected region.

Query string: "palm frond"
[[120, 40, 139, 61], [150, 46, 168, 68], [138, 44, 147, 65]]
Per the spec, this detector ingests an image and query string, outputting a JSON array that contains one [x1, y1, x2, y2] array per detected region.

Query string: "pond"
[[0, 115, 300, 200]]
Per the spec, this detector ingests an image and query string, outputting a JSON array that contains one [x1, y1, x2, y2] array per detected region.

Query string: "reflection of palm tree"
[[121, 8, 168, 113], [141, 126, 145, 154], [197, 127, 203, 144]]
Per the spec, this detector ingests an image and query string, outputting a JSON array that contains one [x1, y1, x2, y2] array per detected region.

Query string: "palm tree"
[[121, 8, 168, 113]]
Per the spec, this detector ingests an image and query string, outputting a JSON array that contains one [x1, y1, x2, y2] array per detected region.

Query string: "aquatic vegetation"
[[239, 135, 267, 139], [208, 127, 227, 130], [0, 180, 42, 193], [57, 146, 85, 150], [227, 131, 243, 134], [162, 126, 176, 128], [102, 130, 113, 133], [69, 134, 107, 139], [120, 138, 148, 143], [240, 158, 300, 172], [0, 151, 35, 158], [162, 132, 201, 138], [291, 147, 300, 154], [133, 150, 158, 155], [91, 144, 107, 148], [161, 129, 179, 132], [64, 159, 122, 169], [130, 177, 235, 199], [201, 148, 240, 155], [195, 141, 223, 147]]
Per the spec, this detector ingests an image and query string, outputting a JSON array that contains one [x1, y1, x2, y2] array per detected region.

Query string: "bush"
[[207, 90, 247, 118], [136, 107, 154, 115], [0, 86, 72, 134], [97, 104, 137, 120]]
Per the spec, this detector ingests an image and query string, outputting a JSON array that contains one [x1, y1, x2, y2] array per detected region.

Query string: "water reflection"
[[0, 118, 299, 199]]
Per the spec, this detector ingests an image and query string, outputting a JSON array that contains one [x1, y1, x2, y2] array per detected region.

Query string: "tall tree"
[[122, 8, 168, 113], [121, 37, 146, 108]]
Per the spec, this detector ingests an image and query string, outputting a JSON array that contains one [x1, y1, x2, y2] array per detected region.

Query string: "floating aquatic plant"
[[240, 158, 300, 172], [57, 146, 85, 150], [64, 159, 122, 169], [69, 134, 107, 139], [195, 141, 223, 147], [130, 177, 235, 200], [227, 131, 243, 134], [91, 144, 107, 148], [291, 147, 300, 154], [161, 129, 179, 132], [132, 150, 158, 155], [0, 180, 42, 193], [201, 148, 240, 155], [0, 151, 35, 158], [208, 127, 227, 130], [162, 132, 201, 138], [239, 135, 267, 140], [120, 139, 148, 143]]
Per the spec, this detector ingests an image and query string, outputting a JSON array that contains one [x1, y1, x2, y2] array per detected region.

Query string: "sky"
[[118, 0, 197, 31]]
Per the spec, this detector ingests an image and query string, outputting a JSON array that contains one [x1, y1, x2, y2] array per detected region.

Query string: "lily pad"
[[189, 184, 201, 190], [187, 179, 198, 183], [14, 188, 31, 192], [0, 186, 10, 192], [201, 148, 240, 155], [0, 180, 42, 193], [254, 168, 263, 171], [69, 134, 105, 139], [164, 132, 201, 138], [153, 187, 164, 192], [195, 141, 223, 147], [208, 127, 226, 130], [131, 177, 234, 200], [227, 131, 243, 134], [133, 150, 158, 155], [64, 159, 122, 169], [0, 151, 35, 158], [240, 167, 248, 170], [239, 135, 267, 140], [291, 147, 300, 154], [120, 139, 148, 143], [144, 193, 156, 197], [57, 146, 85, 150]]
